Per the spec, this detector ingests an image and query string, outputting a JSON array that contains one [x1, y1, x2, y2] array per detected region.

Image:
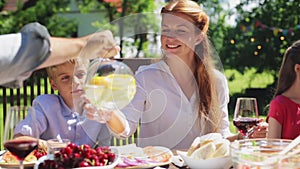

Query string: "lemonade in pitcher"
[[85, 60, 136, 110]]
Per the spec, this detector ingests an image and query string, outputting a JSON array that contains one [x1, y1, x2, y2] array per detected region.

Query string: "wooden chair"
[[3, 106, 30, 144], [111, 126, 139, 146]]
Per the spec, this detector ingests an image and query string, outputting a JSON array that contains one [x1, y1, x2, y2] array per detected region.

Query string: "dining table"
[[0, 163, 188, 169], [0, 147, 237, 169], [155, 163, 189, 169], [0, 150, 236, 169], [0, 165, 187, 169], [0, 151, 189, 169]]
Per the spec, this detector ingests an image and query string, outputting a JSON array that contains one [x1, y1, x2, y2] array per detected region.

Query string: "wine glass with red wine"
[[233, 98, 260, 139], [3, 106, 38, 169]]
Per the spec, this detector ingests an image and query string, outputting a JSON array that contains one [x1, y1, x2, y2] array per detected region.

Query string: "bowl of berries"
[[34, 143, 119, 169]]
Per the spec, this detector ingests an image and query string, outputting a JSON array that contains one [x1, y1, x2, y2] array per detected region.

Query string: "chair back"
[[3, 106, 30, 141]]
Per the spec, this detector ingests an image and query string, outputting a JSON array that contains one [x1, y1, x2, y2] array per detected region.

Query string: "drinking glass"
[[3, 106, 38, 169], [233, 97, 260, 139], [47, 138, 70, 159], [84, 58, 136, 111]]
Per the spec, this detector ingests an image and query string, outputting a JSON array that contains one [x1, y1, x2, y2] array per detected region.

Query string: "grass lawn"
[[229, 115, 237, 134]]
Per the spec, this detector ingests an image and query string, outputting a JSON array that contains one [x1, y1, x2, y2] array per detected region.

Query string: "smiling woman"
[[120, 0, 233, 150]]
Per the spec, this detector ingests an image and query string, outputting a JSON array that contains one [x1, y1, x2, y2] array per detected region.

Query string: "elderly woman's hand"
[[80, 30, 120, 59], [249, 119, 268, 138]]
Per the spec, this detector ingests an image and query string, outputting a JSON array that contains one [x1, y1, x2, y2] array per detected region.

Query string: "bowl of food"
[[230, 138, 300, 169], [35, 143, 119, 169], [177, 133, 232, 169]]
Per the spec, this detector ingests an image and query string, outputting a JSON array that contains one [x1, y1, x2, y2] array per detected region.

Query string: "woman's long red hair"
[[161, 0, 222, 133]]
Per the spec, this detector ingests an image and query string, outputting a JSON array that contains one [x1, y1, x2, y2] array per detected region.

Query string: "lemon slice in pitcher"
[[86, 73, 136, 110]]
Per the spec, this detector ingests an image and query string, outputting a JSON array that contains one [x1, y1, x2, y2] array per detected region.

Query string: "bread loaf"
[[187, 133, 229, 159]]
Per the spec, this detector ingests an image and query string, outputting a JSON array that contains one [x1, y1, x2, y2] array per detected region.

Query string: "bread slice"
[[187, 133, 222, 156], [187, 137, 201, 156], [211, 139, 230, 158], [190, 142, 216, 159]]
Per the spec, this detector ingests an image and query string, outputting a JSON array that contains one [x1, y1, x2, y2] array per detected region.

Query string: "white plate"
[[0, 150, 37, 168], [177, 150, 231, 169], [112, 144, 173, 169]]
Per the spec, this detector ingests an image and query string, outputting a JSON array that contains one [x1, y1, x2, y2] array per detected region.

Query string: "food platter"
[[0, 150, 36, 168], [35, 147, 120, 169], [112, 144, 173, 169], [0, 144, 173, 169], [34, 155, 120, 169]]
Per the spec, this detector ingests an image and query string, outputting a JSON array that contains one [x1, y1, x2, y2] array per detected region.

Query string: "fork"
[[0, 150, 7, 157]]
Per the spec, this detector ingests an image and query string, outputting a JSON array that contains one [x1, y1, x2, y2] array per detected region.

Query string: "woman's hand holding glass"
[[233, 97, 267, 139], [249, 119, 268, 138], [233, 97, 259, 138]]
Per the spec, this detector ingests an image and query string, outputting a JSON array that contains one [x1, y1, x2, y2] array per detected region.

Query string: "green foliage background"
[[219, 0, 300, 75], [0, 0, 78, 36]]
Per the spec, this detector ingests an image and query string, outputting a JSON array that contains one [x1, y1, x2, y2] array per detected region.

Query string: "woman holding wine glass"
[[3, 106, 39, 169]]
